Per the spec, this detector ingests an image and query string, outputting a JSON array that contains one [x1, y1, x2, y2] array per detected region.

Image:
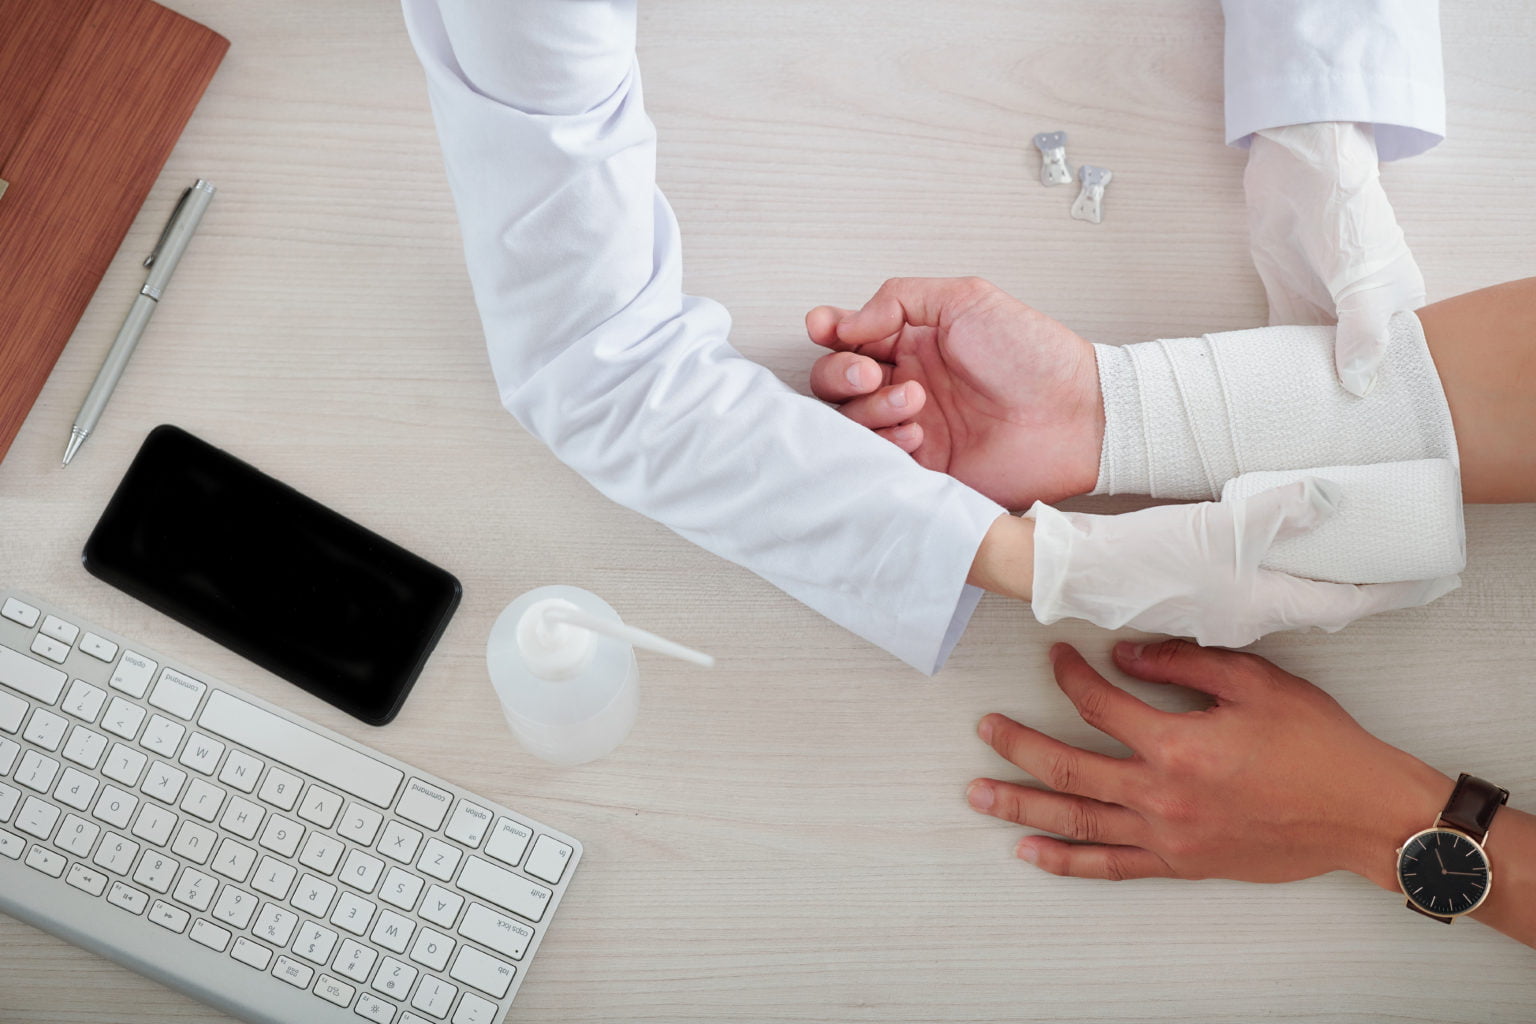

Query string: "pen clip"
[[144, 186, 194, 268]]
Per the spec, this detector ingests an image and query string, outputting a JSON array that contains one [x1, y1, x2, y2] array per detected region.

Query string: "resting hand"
[[1026, 479, 1459, 647], [806, 277, 1102, 508], [966, 640, 1450, 888], [1244, 122, 1426, 397]]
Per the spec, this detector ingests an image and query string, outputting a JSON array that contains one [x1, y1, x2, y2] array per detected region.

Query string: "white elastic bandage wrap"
[[1092, 311, 1464, 583]]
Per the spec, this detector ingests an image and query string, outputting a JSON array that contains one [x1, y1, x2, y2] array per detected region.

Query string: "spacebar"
[[197, 691, 404, 808]]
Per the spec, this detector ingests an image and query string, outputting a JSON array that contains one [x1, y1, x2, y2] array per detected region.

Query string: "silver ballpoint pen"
[[62, 179, 216, 466]]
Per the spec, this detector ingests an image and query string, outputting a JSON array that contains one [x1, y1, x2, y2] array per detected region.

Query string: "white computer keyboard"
[[0, 589, 581, 1024]]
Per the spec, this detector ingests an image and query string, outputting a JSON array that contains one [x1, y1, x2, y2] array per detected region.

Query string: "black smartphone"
[[82, 425, 462, 725]]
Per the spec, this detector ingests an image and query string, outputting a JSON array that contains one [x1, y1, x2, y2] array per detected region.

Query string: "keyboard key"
[[449, 945, 516, 999], [252, 855, 297, 900], [331, 892, 378, 936], [316, 973, 356, 1007], [451, 992, 500, 1024], [30, 633, 69, 664], [445, 801, 492, 848], [211, 837, 257, 881], [180, 778, 225, 822], [297, 784, 343, 829], [40, 614, 79, 646], [0, 828, 23, 859], [272, 954, 314, 989], [1, 598, 39, 628], [220, 795, 264, 839], [371, 908, 415, 954], [0, 782, 20, 822], [61, 679, 108, 722], [458, 903, 534, 961], [102, 742, 147, 787], [340, 848, 385, 893], [170, 819, 218, 865], [147, 667, 206, 720], [396, 778, 452, 831], [148, 899, 190, 933], [380, 819, 423, 863], [62, 725, 108, 769], [16, 750, 60, 792], [218, 748, 263, 793], [101, 698, 147, 741], [25, 843, 66, 877], [299, 830, 345, 875], [408, 926, 455, 972], [417, 838, 461, 882], [257, 814, 304, 857], [55, 812, 100, 856], [109, 650, 157, 698], [189, 918, 231, 952], [333, 937, 378, 982], [131, 803, 177, 846], [141, 714, 185, 758], [293, 873, 338, 917], [484, 817, 532, 867], [231, 935, 272, 971], [93, 832, 139, 874], [212, 886, 259, 929], [141, 761, 187, 804], [92, 785, 138, 829], [410, 974, 456, 1020], [338, 801, 384, 846], [253, 901, 299, 947], [419, 885, 464, 929], [258, 766, 304, 811], [198, 691, 403, 808], [79, 632, 118, 663], [23, 707, 67, 751], [372, 955, 417, 999], [457, 857, 553, 923], [0, 643, 66, 703], [54, 766, 98, 811], [293, 920, 340, 965], [132, 850, 179, 893], [177, 732, 225, 775], [16, 795, 60, 839], [0, 691, 25, 733], [380, 866, 425, 911], [172, 867, 218, 911], [0, 737, 17, 774], [354, 991, 396, 1023], [106, 880, 148, 915], [65, 861, 109, 896]]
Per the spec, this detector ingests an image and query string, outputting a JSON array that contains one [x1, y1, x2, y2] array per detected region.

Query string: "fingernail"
[[967, 781, 994, 811], [977, 717, 994, 743], [888, 383, 909, 409], [844, 363, 866, 388], [892, 424, 917, 443], [1116, 641, 1146, 660], [1015, 841, 1039, 864]]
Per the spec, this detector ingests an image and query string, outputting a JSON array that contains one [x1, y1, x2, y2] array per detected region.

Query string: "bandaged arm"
[[401, 0, 1004, 673]]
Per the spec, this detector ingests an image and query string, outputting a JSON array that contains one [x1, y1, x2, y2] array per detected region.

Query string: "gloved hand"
[[1244, 122, 1426, 397], [1025, 479, 1459, 647]]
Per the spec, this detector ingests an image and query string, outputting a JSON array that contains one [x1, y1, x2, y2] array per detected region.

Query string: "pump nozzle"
[[541, 603, 714, 668]]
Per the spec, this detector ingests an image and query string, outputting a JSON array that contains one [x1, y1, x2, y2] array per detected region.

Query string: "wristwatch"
[[1396, 773, 1509, 922]]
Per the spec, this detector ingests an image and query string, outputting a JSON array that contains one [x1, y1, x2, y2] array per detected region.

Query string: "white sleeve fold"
[[1222, 0, 1445, 160], [401, 0, 1004, 674]]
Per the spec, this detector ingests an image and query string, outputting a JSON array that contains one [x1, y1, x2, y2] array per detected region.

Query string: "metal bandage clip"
[[1032, 131, 1072, 186], [1071, 164, 1112, 224]]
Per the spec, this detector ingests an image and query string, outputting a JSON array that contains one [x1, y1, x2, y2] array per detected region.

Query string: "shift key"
[[0, 644, 66, 704], [456, 857, 553, 923]]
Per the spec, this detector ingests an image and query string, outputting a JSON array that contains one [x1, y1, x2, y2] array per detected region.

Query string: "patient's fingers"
[[877, 422, 923, 453], [806, 305, 857, 348], [833, 380, 926, 431], [810, 351, 886, 402]]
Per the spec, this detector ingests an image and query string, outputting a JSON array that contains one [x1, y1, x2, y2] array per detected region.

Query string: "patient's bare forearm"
[[1417, 278, 1536, 503]]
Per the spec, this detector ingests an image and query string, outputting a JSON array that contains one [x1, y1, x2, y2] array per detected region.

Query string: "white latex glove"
[[1243, 122, 1427, 397], [1025, 480, 1459, 647]]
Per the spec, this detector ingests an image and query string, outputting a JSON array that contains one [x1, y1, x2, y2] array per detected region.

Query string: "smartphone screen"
[[82, 425, 461, 725]]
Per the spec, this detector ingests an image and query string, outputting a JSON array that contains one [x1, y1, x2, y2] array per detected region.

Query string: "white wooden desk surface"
[[2, 2, 1534, 1021]]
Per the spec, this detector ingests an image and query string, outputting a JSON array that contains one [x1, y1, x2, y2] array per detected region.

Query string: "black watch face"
[[1397, 828, 1491, 917]]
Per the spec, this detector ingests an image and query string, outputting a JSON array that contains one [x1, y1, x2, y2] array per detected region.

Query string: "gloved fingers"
[[826, 379, 925, 431], [875, 422, 923, 453], [1049, 642, 1166, 749], [977, 712, 1134, 807], [1230, 478, 1343, 569], [808, 350, 888, 402], [1251, 571, 1462, 635], [1333, 258, 1426, 396]]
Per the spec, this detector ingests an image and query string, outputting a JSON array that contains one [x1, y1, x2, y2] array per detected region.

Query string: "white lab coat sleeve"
[[400, 0, 1006, 674], [1222, 0, 1444, 160]]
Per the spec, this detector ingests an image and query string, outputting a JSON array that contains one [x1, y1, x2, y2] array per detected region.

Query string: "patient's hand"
[[806, 277, 1102, 508]]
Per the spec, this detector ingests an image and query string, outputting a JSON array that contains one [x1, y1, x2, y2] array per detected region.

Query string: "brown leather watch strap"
[[1438, 773, 1510, 843]]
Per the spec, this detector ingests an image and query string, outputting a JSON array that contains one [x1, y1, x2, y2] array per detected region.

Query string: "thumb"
[[1334, 304, 1391, 397], [1230, 478, 1343, 569]]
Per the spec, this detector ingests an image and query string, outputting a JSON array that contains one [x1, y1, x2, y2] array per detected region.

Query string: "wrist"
[[1345, 751, 1455, 892], [967, 514, 1035, 603]]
